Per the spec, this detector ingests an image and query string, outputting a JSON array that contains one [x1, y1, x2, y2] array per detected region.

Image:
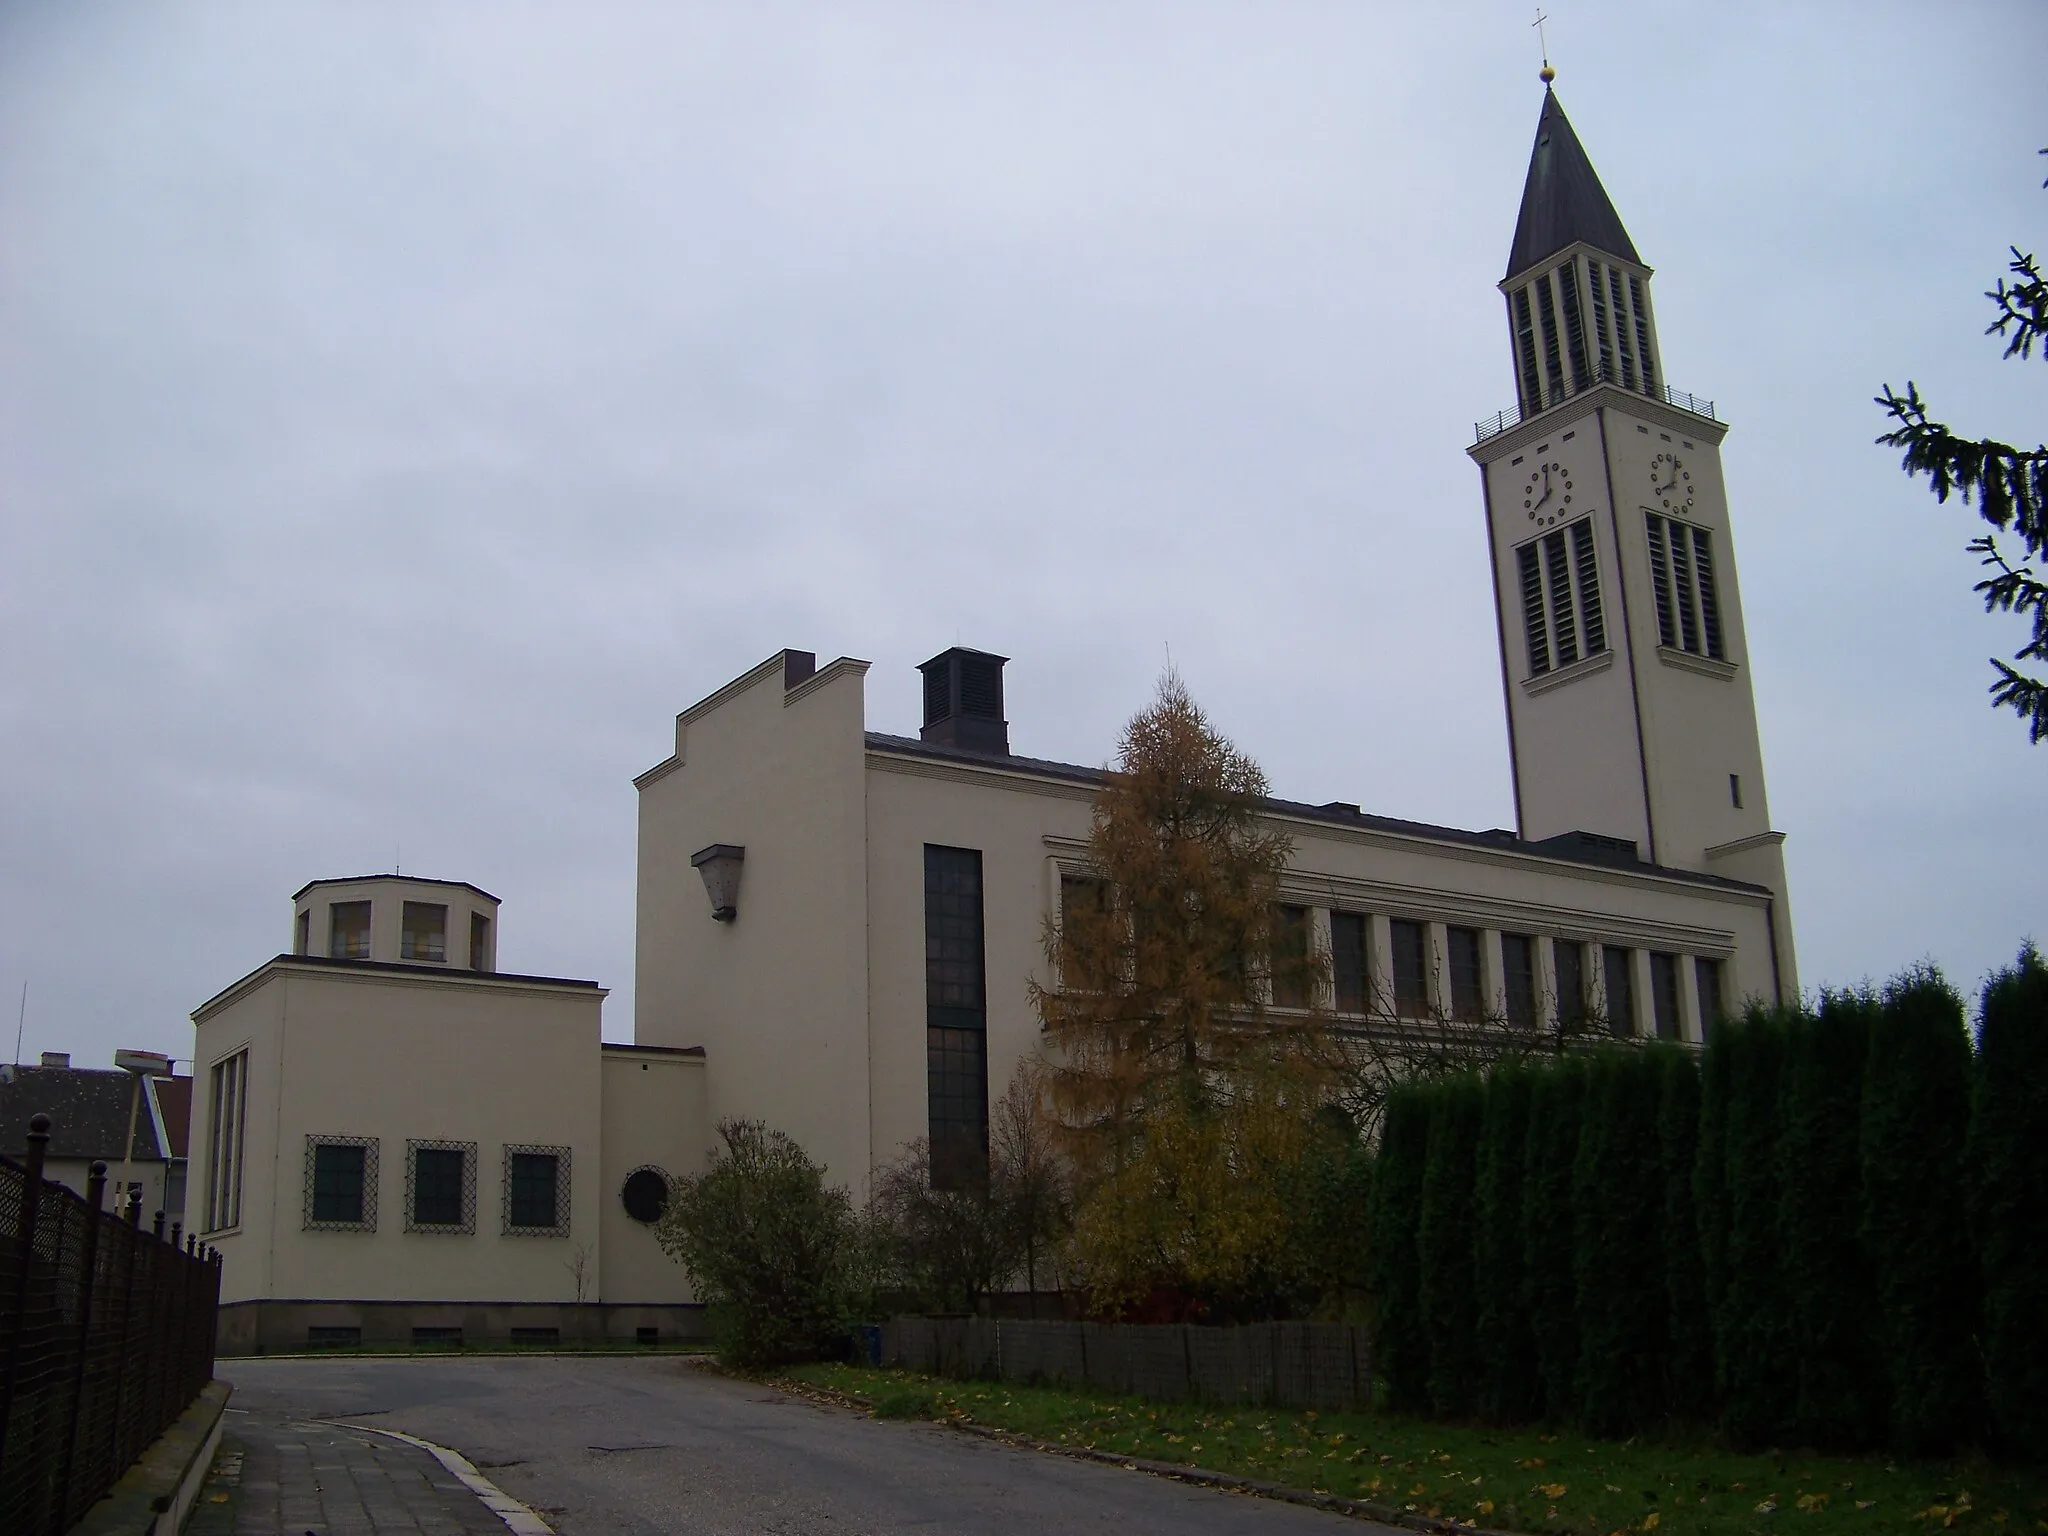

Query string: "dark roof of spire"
[[1505, 88, 1641, 280]]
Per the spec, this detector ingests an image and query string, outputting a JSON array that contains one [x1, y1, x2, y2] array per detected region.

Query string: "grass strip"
[[786, 1364, 2047, 1536]]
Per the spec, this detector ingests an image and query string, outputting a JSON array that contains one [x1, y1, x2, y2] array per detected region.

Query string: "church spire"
[[1505, 87, 1640, 281]]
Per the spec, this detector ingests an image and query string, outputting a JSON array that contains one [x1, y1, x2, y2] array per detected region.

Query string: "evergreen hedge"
[[1862, 968, 1980, 1456], [1715, 1005, 1793, 1448], [1520, 1054, 1585, 1422], [1370, 1084, 1434, 1412], [1572, 1047, 1668, 1437], [1473, 1065, 1538, 1424], [1656, 1045, 1713, 1427], [1972, 947, 2048, 1459], [1419, 1074, 1485, 1416], [1781, 990, 1885, 1451], [1359, 953, 2045, 1463]]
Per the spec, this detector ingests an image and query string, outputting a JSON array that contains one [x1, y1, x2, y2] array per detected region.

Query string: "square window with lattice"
[[303, 1135, 378, 1232], [405, 1139, 477, 1234], [501, 1144, 571, 1237]]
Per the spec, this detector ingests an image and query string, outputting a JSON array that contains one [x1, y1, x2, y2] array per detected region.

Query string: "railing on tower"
[[0, 1114, 223, 1536], [1476, 359, 1716, 444]]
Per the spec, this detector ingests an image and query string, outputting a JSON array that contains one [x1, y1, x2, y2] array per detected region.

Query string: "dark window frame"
[[1650, 952, 1682, 1041], [328, 901, 371, 961], [925, 846, 989, 1190], [1603, 945, 1636, 1037], [502, 1144, 572, 1237], [1502, 933, 1537, 1029], [1447, 926, 1485, 1022], [1272, 904, 1311, 1010], [1390, 919, 1430, 1018], [1330, 911, 1370, 1016], [405, 1139, 477, 1234], [303, 1134, 379, 1232], [401, 901, 448, 963]]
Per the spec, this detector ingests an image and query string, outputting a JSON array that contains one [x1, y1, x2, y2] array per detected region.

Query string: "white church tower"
[[1468, 80, 1798, 998]]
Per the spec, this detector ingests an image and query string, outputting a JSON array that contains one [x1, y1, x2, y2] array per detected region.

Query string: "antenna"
[[13, 981, 23, 1067], [1533, 8, 1555, 83]]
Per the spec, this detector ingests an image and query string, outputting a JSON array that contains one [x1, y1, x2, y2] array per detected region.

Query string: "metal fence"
[[0, 1113, 222, 1536], [881, 1316, 1372, 1412]]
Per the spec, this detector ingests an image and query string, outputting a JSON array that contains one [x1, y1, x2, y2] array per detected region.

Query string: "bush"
[[1419, 1074, 1485, 1416], [1473, 1065, 1538, 1424], [1782, 991, 1886, 1451], [1370, 1084, 1433, 1412], [1572, 1047, 1668, 1437], [658, 1119, 859, 1368], [1657, 1045, 1713, 1427], [1521, 1054, 1585, 1421], [1716, 1005, 1793, 1448], [1972, 946, 2048, 1458], [1862, 967, 1981, 1456]]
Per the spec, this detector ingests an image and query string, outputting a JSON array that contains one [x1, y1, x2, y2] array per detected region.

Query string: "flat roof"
[[864, 731, 1768, 896]]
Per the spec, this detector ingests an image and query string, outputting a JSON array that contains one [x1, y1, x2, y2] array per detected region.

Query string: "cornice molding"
[[1656, 647, 1739, 682], [1469, 384, 1729, 465], [192, 957, 608, 1024], [869, 751, 1099, 804], [784, 656, 870, 708], [633, 755, 682, 791], [1522, 648, 1615, 697], [1705, 830, 1787, 862]]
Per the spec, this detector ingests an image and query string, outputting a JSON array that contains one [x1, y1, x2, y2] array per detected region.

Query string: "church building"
[[186, 83, 1796, 1349]]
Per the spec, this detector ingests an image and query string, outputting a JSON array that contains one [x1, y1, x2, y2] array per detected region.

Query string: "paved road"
[[217, 1354, 1383, 1534]]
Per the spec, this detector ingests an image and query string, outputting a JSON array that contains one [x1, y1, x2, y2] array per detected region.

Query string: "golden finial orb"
[[1540, 62, 1556, 83]]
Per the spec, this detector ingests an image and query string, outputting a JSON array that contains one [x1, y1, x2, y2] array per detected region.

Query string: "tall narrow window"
[[1647, 515, 1676, 647], [925, 845, 988, 1189], [1588, 259, 1616, 381], [1559, 258, 1591, 392], [469, 912, 492, 971], [1603, 945, 1636, 1037], [205, 1050, 248, 1232], [1650, 952, 1682, 1041], [401, 902, 447, 963], [1554, 940, 1587, 1030], [1331, 912, 1369, 1015], [1609, 268, 1638, 390], [1447, 927, 1485, 1022], [1646, 514, 1726, 661], [1695, 958, 1725, 1042], [1057, 874, 1106, 987], [294, 910, 310, 956], [1390, 919, 1429, 1017], [1693, 527, 1725, 658], [1512, 287, 1542, 412], [329, 901, 371, 960], [1570, 519, 1606, 653], [1535, 273, 1565, 406], [1272, 904, 1310, 1009], [1502, 933, 1537, 1028], [1629, 275, 1656, 395], [1544, 530, 1579, 667], [1517, 543, 1551, 676]]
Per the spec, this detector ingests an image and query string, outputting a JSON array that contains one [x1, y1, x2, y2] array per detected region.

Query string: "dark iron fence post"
[[54, 1162, 107, 1531], [0, 1114, 53, 1478]]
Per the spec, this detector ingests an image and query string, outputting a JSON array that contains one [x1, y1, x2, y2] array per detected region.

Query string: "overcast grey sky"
[[2, 2, 2042, 1073]]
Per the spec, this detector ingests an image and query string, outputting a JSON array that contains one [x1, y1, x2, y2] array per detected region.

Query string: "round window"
[[620, 1167, 670, 1225]]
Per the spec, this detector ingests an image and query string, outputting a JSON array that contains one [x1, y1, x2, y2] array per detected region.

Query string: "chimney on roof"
[[39, 1052, 69, 1069], [918, 648, 1010, 755]]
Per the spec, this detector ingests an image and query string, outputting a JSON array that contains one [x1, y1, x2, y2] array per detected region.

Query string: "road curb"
[[311, 1418, 555, 1536], [775, 1375, 1515, 1536]]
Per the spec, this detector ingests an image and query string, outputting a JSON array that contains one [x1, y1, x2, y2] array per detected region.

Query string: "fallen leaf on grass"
[[1798, 1494, 1832, 1514], [1539, 1484, 1569, 1499]]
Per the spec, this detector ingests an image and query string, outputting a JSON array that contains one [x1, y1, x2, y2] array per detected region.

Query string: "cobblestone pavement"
[[187, 1406, 512, 1536]]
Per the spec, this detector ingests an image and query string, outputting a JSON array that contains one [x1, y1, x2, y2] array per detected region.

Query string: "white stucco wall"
[[597, 1046, 707, 1304]]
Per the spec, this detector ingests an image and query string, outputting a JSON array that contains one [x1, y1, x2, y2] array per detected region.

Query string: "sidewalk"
[[187, 1408, 512, 1536]]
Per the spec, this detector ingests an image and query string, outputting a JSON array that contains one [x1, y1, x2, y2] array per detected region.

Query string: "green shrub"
[[1473, 1065, 1539, 1424], [1863, 967, 1981, 1456], [1573, 1047, 1668, 1436], [1972, 946, 2048, 1459], [1658, 1045, 1714, 1428], [1716, 1005, 1794, 1448], [1370, 1084, 1434, 1412], [658, 1119, 859, 1369], [1419, 1074, 1485, 1416], [1782, 991, 1886, 1451], [1521, 1054, 1585, 1421], [1692, 1024, 1732, 1349]]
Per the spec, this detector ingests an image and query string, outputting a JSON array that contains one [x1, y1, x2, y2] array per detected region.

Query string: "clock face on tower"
[[1648, 451, 1695, 517], [1520, 456, 1581, 529]]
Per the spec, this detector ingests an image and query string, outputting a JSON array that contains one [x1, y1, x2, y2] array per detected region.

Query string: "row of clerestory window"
[[292, 901, 493, 970]]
